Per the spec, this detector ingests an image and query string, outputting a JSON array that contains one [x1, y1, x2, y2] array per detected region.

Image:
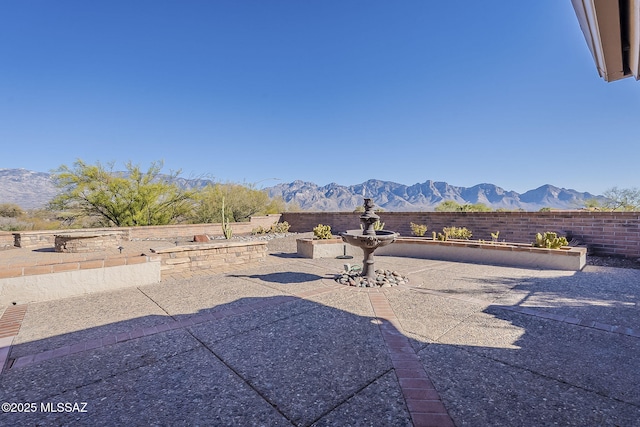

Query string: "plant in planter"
[[252, 221, 291, 235], [437, 226, 472, 241], [410, 222, 428, 237], [491, 231, 500, 243], [221, 197, 233, 239], [533, 232, 568, 249], [271, 221, 291, 233], [313, 224, 333, 239]]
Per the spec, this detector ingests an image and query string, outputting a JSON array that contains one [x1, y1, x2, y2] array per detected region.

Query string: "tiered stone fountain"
[[339, 198, 401, 286]]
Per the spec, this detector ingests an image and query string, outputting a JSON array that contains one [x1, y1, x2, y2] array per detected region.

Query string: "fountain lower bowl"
[[340, 230, 398, 250]]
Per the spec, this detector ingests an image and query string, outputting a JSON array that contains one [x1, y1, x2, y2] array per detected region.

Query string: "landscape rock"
[[335, 267, 409, 288]]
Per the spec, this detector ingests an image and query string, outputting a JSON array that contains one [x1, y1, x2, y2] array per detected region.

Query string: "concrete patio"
[[0, 236, 639, 426]]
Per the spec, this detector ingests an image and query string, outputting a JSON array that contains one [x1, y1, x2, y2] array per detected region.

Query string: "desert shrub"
[[0, 209, 63, 231], [532, 232, 568, 249], [0, 217, 28, 231], [0, 203, 23, 218], [410, 222, 427, 237], [313, 224, 333, 239]]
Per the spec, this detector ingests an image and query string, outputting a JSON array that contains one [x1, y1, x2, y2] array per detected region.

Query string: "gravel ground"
[[586, 255, 640, 269]]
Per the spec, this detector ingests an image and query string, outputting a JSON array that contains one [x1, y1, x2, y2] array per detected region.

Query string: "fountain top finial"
[[360, 198, 380, 236], [363, 198, 374, 209]]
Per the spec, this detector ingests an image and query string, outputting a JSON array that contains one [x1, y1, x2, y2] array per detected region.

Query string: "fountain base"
[[335, 267, 409, 288]]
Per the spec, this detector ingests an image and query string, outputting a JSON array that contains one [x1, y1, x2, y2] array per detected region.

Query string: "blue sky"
[[1, 1, 639, 195]]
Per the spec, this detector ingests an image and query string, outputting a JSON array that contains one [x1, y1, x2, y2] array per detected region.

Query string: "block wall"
[[127, 215, 281, 240], [280, 211, 640, 258], [9, 215, 282, 248]]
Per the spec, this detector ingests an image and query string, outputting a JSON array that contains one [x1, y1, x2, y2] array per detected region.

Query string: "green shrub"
[[313, 224, 333, 239], [410, 222, 428, 237], [532, 232, 568, 249]]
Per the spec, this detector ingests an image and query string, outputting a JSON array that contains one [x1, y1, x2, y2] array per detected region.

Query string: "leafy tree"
[[191, 183, 284, 224], [435, 200, 492, 212], [459, 203, 492, 212], [49, 160, 196, 226], [602, 187, 640, 211], [435, 200, 462, 212]]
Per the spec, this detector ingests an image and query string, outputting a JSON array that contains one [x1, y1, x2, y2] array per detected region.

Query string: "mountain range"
[[266, 180, 603, 211], [0, 168, 602, 211]]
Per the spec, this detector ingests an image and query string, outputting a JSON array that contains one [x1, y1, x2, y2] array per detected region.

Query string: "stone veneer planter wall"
[[282, 211, 640, 259], [0, 232, 14, 249], [297, 237, 587, 271], [150, 241, 267, 276]]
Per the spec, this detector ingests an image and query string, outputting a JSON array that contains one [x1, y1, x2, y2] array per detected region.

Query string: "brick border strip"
[[369, 294, 455, 427]]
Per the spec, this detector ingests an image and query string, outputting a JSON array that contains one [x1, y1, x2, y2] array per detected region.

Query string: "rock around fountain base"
[[336, 266, 409, 288]]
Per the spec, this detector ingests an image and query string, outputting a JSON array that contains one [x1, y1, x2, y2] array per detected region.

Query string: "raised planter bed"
[[297, 237, 586, 271], [54, 232, 122, 253], [296, 238, 363, 259], [150, 240, 267, 275], [14, 229, 128, 249]]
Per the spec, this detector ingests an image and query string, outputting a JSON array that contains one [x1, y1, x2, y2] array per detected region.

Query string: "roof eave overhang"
[[572, 0, 640, 82]]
